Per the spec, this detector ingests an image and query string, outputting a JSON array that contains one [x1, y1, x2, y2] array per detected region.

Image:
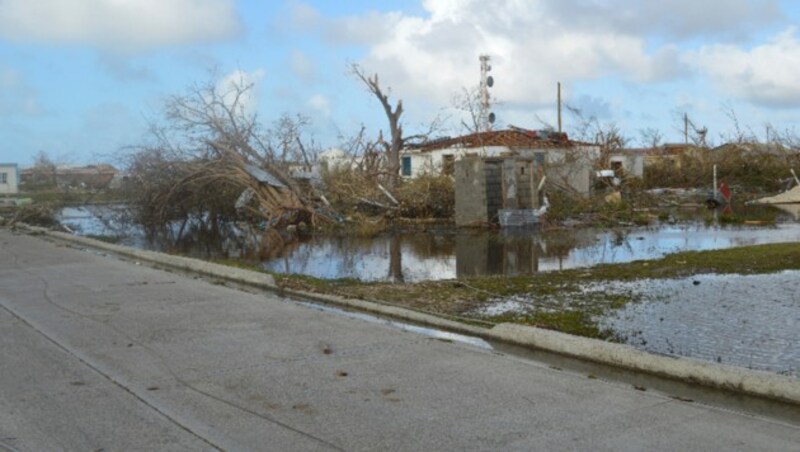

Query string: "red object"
[[719, 182, 731, 202]]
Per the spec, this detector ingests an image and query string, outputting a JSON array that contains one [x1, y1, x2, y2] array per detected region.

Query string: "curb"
[[37, 228, 800, 406], [489, 324, 800, 406], [46, 230, 277, 290]]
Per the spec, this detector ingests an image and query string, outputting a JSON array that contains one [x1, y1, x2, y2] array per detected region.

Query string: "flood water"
[[597, 273, 800, 377], [58, 205, 800, 283], [258, 223, 800, 282]]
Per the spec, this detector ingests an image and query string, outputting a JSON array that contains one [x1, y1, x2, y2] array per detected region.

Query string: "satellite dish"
[[486, 75, 494, 87], [488, 112, 496, 124]]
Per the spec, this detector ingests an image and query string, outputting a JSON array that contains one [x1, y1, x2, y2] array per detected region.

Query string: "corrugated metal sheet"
[[244, 164, 286, 188]]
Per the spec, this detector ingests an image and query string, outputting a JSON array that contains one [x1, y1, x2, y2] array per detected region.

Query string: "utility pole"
[[684, 113, 689, 144], [557, 82, 562, 133]]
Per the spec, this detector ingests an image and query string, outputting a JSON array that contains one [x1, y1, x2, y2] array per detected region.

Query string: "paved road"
[[0, 229, 798, 451]]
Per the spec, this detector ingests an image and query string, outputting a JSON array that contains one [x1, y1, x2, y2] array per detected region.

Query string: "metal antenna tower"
[[479, 55, 495, 132]]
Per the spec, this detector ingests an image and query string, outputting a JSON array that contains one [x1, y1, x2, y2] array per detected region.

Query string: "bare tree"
[[267, 113, 319, 171], [451, 85, 482, 133], [564, 104, 627, 167], [338, 125, 385, 176], [28, 150, 57, 188], [719, 102, 756, 144], [125, 74, 325, 236], [351, 64, 404, 189], [638, 127, 663, 148]]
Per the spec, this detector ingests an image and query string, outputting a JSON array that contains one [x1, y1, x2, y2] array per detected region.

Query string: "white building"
[[0, 163, 19, 195], [318, 148, 354, 172], [609, 151, 645, 178], [401, 128, 600, 197]]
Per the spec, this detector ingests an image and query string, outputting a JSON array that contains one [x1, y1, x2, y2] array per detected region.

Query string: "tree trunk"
[[352, 65, 404, 189]]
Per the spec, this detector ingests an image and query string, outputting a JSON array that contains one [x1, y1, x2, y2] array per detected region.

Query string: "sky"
[[2, 0, 800, 166]]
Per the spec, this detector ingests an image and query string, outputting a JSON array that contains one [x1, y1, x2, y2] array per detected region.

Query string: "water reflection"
[[58, 205, 800, 283], [255, 223, 800, 282]]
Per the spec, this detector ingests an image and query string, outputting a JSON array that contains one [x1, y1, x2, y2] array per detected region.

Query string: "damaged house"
[[20, 164, 118, 190], [401, 127, 600, 227], [609, 144, 706, 180], [401, 127, 600, 196]]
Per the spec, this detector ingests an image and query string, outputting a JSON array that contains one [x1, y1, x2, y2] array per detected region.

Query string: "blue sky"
[[2, 0, 800, 166]]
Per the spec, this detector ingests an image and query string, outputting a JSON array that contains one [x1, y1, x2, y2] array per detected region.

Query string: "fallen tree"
[[124, 75, 332, 242]]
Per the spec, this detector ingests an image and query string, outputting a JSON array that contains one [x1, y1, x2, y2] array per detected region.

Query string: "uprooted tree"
[[124, 74, 330, 242]]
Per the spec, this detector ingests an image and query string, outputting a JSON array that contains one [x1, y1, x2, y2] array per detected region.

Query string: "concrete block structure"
[[455, 156, 544, 227]]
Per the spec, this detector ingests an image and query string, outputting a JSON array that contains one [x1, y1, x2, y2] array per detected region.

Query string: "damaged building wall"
[[454, 157, 502, 226], [455, 156, 543, 227]]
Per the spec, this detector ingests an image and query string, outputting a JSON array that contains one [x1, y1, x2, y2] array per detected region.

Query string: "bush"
[[322, 169, 454, 219], [644, 145, 800, 193], [395, 174, 454, 218]]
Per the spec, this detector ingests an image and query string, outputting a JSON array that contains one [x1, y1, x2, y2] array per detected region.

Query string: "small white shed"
[[0, 163, 19, 195]]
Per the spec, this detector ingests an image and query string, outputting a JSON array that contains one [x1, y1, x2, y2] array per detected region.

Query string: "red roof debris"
[[410, 128, 572, 152]]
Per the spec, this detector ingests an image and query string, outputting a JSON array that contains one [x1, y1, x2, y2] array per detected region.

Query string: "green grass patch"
[[85, 234, 123, 244]]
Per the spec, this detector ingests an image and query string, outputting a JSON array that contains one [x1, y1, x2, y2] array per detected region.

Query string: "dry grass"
[[644, 147, 800, 193], [322, 168, 454, 220]]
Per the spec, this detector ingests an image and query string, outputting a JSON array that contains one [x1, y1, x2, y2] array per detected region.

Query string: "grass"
[[85, 234, 123, 244], [213, 241, 800, 339], [491, 310, 616, 339], [20, 189, 126, 206]]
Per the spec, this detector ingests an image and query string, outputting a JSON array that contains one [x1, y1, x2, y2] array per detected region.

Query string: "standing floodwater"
[[259, 224, 800, 282], [599, 273, 800, 377], [58, 205, 800, 282]]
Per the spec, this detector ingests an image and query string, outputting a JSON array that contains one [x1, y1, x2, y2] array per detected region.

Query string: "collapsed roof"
[[409, 127, 572, 152]]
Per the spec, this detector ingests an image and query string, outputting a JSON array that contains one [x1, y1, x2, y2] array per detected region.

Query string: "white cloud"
[[0, 0, 242, 53], [289, 1, 322, 31], [217, 69, 266, 115], [690, 28, 800, 108], [327, 0, 686, 110], [308, 94, 331, 117], [543, 0, 782, 41]]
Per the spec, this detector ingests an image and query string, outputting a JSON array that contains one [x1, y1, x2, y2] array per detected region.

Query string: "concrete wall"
[[455, 157, 506, 226], [402, 146, 518, 178], [0, 164, 19, 195], [455, 158, 489, 226], [609, 153, 645, 178], [455, 157, 545, 226], [534, 146, 597, 197]]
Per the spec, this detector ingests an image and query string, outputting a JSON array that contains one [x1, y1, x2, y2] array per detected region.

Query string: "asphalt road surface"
[[0, 229, 798, 451]]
